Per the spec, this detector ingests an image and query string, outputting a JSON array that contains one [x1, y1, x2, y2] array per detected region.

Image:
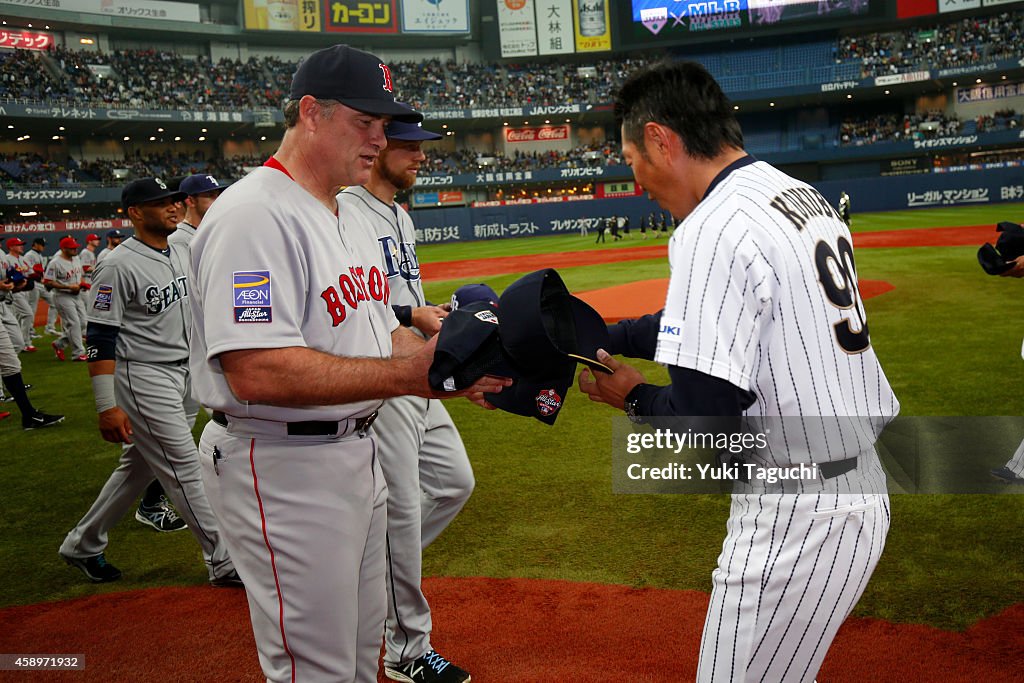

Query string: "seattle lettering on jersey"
[[769, 187, 841, 231], [377, 235, 421, 282], [144, 275, 188, 315], [320, 264, 391, 327]]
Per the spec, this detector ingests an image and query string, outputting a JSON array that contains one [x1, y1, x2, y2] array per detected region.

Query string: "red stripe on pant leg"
[[250, 437, 296, 683]]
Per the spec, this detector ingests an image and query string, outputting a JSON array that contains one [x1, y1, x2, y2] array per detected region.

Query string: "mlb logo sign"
[[93, 284, 113, 311], [233, 270, 272, 323]]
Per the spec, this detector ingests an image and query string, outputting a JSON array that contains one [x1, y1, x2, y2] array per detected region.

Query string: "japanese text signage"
[[0, 30, 54, 50], [401, 0, 469, 32]]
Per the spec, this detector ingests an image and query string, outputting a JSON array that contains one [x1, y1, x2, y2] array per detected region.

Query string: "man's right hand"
[[1000, 254, 1024, 278], [98, 407, 133, 444]]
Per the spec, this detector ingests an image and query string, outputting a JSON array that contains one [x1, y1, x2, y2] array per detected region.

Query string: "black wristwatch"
[[624, 385, 647, 425]]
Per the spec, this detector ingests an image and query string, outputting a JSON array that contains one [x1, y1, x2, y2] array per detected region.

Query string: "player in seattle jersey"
[[338, 118, 472, 683], [580, 61, 897, 683], [59, 177, 238, 587]]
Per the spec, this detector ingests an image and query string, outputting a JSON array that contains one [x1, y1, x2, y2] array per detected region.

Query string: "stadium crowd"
[[837, 10, 1024, 78], [1, 9, 1020, 111]]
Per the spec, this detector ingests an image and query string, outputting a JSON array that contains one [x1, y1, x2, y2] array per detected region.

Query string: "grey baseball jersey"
[[191, 162, 394, 682], [2, 252, 33, 346], [60, 234, 233, 582], [338, 186, 473, 668], [44, 255, 85, 358], [87, 238, 190, 362], [95, 246, 118, 265], [80, 248, 97, 282], [21, 250, 52, 332], [168, 221, 197, 248], [655, 157, 896, 682]]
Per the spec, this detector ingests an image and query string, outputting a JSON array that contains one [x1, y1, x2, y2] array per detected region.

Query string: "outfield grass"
[[2, 203, 1022, 631]]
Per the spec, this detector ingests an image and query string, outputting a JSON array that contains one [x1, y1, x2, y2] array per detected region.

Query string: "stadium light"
[[952, 82, 957, 86], [733, 105, 739, 111], [62, 209, 71, 214], [59, 126, 65, 131], [976, 78, 982, 84], [52, 135, 60, 140], [544, 120, 550, 124], [7, 125, 13, 129], [80, 38, 94, 45], [769, 103, 775, 107], [149, 136, 156, 141], [123, 136, 130, 141], [260, 136, 267, 141], [847, 94, 853, 99], [885, 90, 890, 95], [201, 128, 208, 133], [199, 136, 206, 141], [157, 128, 164, 132], [174, 136, 181, 141]]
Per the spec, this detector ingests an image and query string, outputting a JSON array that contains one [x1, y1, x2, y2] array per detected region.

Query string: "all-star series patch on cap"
[[289, 45, 422, 123], [121, 178, 187, 211]]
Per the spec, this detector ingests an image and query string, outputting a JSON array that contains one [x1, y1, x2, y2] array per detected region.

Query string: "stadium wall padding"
[[409, 166, 1024, 244]]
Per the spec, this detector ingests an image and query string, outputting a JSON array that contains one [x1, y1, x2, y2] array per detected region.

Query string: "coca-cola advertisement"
[[505, 125, 570, 143]]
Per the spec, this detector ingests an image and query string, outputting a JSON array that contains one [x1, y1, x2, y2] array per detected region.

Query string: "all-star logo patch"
[[474, 310, 498, 324], [93, 284, 113, 311], [536, 388, 562, 417], [233, 270, 272, 323]]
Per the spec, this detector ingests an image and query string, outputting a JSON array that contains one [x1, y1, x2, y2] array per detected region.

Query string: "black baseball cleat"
[[210, 570, 244, 588], [23, 412, 65, 431], [385, 650, 471, 683], [62, 552, 122, 583], [135, 498, 188, 532], [990, 466, 1024, 484]]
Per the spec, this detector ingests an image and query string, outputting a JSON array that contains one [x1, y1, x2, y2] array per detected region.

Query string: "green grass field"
[[2, 202, 1023, 631]]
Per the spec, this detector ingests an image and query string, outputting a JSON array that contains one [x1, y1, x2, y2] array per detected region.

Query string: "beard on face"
[[378, 152, 416, 191]]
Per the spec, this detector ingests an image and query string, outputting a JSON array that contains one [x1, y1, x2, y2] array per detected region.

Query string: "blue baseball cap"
[[289, 45, 421, 123], [451, 283, 499, 310], [180, 174, 230, 196], [386, 118, 442, 142]]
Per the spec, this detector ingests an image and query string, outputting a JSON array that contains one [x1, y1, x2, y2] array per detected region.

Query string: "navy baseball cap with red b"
[[289, 45, 422, 123]]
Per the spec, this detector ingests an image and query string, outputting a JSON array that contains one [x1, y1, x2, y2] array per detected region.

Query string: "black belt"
[[818, 458, 858, 479], [211, 410, 378, 437]]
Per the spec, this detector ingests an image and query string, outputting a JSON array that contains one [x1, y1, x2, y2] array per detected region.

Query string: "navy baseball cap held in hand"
[[498, 269, 612, 377], [289, 45, 422, 123], [978, 221, 1024, 275], [451, 283, 499, 310], [386, 118, 443, 141], [121, 177, 187, 211], [428, 301, 508, 393], [179, 174, 230, 196]]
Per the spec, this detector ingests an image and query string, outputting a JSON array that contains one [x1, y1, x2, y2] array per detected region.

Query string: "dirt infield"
[[420, 225, 993, 282], [1, 577, 1019, 682]]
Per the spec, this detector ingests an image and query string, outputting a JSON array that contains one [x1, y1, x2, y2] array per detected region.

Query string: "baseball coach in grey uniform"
[[190, 45, 507, 683], [339, 119, 472, 683], [59, 177, 238, 587]]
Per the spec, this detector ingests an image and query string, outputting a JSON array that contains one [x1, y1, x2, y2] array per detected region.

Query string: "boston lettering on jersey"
[[320, 264, 391, 327], [377, 235, 421, 282], [144, 275, 188, 315], [769, 186, 841, 231]]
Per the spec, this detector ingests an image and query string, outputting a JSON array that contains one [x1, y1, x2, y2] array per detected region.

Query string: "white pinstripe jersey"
[[654, 158, 898, 464]]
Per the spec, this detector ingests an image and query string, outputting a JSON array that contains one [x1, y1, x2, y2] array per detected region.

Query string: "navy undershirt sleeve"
[[85, 322, 120, 362]]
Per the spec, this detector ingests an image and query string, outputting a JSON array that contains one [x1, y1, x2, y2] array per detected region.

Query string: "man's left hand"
[[578, 349, 646, 410]]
